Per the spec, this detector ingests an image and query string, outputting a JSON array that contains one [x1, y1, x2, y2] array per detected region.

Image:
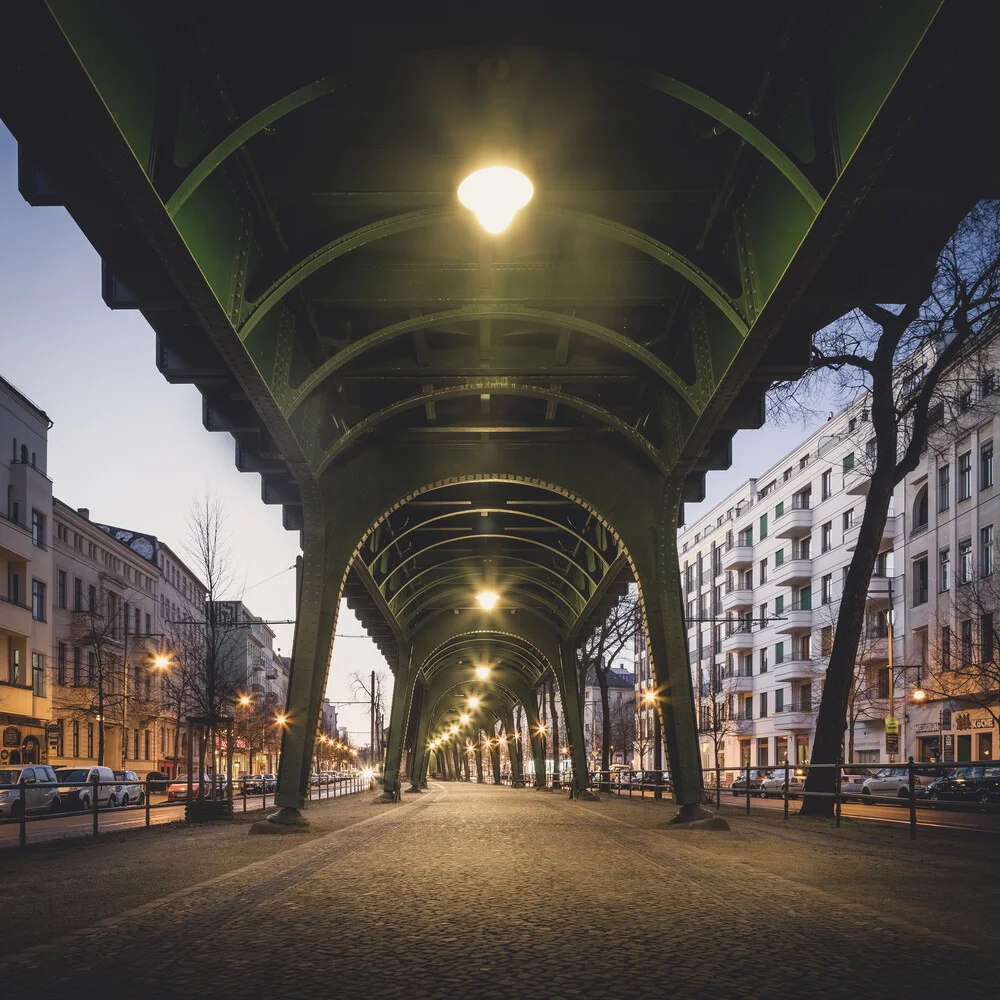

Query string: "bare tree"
[[576, 590, 640, 786], [768, 202, 1000, 815], [350, 669, 387, 766], [697, 674, 752, 790]]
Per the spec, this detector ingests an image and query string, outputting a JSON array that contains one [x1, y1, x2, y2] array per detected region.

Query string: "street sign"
[[885, 717, 899, 736]]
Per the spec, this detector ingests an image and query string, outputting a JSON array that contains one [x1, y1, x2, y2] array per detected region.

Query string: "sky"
[[0, 126, 389, 745]]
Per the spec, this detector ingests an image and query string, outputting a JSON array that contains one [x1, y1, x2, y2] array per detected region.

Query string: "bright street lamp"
[[475, 665, 490, 680], [459, 713, 470, 725], [476, 590, 500, 611], [468, 696, 480, 709], [458, 166, 533, 234]]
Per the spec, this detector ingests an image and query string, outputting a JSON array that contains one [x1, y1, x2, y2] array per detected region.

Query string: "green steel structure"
[[1, 2, 994, 823]]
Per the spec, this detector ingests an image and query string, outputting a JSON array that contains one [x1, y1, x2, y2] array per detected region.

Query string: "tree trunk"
[[547, 680, 561, 788], [598, 671, 611, 787]]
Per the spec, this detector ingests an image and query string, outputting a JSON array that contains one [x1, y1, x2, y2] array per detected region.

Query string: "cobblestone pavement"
[[1, 782, 996, 999]]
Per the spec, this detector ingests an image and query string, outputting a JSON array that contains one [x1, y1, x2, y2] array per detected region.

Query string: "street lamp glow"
[[153, 654, 170, 669], [476, 590, 500, 611], [644, 689, 656, 705], [475, 665, 490, 680], [911, 687, 927, 702], [239, 695, 251, 707], [458, 166, 533, 234], [460, 713, 470, 725], [450, 724, 459, 735], [468, 696, 480, 709], [276, 714, 287, 727]]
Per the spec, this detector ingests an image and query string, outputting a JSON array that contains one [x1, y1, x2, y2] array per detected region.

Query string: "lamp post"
[[644, 689, 663, 800]]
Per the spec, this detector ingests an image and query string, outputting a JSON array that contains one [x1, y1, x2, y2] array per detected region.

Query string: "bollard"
[[145, 778, 151, 828], [908, 757, 917, 841], [746, 766, 751, 815], [784, 763, 790, 821], [92, 773, 100, 839], [242, 778, 247, 813], [18, 780, 26, 849], [835, 759, 842, 828]]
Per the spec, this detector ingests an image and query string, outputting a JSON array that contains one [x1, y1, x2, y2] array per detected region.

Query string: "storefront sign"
[[953, 713, 997, 731], [915, 723, 939, 734], [943, 733, 955, 763], [3, 726, 21, 748]]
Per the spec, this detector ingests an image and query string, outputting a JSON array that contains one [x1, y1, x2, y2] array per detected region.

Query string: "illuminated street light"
[[276, 714, 288, 727], [644, 689, 656, 705], [468, 696, 480, 709], [459, 713, 470, 725], [458, 166, 533, 234], [476, 590, 500, 611], [911, 687, 927, 702], [239, 695, 251, 707], [475, 665, 490, 680], [449, 724, 459, 735], [152, 653, 171, 669]]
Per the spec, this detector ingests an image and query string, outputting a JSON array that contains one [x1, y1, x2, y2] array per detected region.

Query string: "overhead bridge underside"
[[1, 1, 995, 812]]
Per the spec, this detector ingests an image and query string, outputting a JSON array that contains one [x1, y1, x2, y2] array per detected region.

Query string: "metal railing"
[[0, 771, 375, 849]]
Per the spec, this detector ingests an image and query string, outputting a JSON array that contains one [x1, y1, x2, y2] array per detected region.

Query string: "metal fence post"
[[908, 756, 917, 841], [242, 778, 247, 813], [746, 767, 751, 815], [18, 781, 26, 849], [835, 759, 842, 828], [92, 773, 100, 839], [145, 778, 151, 828], [784, 762, 790, 821]]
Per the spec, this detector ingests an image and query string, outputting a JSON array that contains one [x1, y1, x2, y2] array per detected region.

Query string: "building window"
[[743, 697, 752, 721], [982, 442, 994, 490], [32, 653, 45, 697], [88, 584, 96, 611], [959, 539, 973, 585], [775, 688, 785, 712], [57, 570, 67, 609], [73, 647, 81, 686], [31, 579, 46, 621], [941, 626, 951, 671], [87, 723, 94, 758], [759, 693, 769, 719], [72, 721, 80, 758], [774, 594, 784, 615], [958, 451, 972, 501], [74, 577, 83, 611], [842, 509, 854, 532], [144, 729, 151, 761], [843, 452, 854, 472], [759, 648, 768, 674], [981, 526, 994, 577], [981, 613, 995, 664], [31, 509, 45, 548], [961, 619, 974, 667], [821, 574, 832, 605], [913, 557, 928, 605], [912, 486, 929, 532], [759, 559, 768, 585], [937, 465, 950, 511], [57, 643, 66, 685], [87, 652, 95, 686], [775, 641, 785, 664], [821, 522, 832, 552], [759, 514, 768, 541], [821, 625, 833, 656], [821, 469, 832, 500], [939, 548, 950, 591]]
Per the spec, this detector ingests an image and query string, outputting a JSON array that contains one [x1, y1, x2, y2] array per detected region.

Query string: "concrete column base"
[[666, 803, 730, 830], [374, 790, 398, 804], [573, 787, 600, 801], [404, 785, 422, 794], [249, 807, 311, 835]]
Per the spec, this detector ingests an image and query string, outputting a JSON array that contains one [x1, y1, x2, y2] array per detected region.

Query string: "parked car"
[[731, 769, 771, 796], [839, 768, 876, 800], [145, 771, 169, 793], [166, 775, 212, 802], [112, 770, 145, 807], [928, 765, 1000, 806], [261, 773, 277, 792], [54, 766, 119, 810], [0, 765, 61, 817], [861, 766, 941, 802], [759, 767, 807, 798]]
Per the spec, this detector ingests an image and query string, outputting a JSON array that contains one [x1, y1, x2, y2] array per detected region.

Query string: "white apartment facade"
[[674, 399, 906, 775], [0, 376, 54, 766]]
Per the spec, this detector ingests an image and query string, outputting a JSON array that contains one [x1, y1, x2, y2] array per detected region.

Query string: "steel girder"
[[2, 1, 994, 820]]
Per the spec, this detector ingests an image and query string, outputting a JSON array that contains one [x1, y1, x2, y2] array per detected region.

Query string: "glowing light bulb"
[[468, 696, 480, 709], [475, 665, 490, 680], [460, 713, 470, 725], [458, 166, 533, 234], [477, 591, 500, 611]]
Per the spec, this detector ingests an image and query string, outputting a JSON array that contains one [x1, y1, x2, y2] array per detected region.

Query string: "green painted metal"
[[283, 305, 702, 419], [316, 382, 670, 476]]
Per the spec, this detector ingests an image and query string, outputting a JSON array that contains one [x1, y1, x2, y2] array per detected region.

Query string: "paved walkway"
[[2, 782, 996, 998]]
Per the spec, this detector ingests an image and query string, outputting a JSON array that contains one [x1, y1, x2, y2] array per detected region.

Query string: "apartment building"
[[674, 400, 906, 774], [0, 376, 53, 765], [582, 663, 635, 768], [903, 354, 1000, 764], [49, 503, 161, 772]]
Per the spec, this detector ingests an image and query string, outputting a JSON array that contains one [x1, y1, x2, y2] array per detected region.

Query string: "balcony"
[[774, 605, 813, 633], [722, 545, 754, 572], [773, 658, 812, 682], [772, 703, 817, 730], [728, 673, 754, 693], [846, 469, 871, 496], [0, 514, 34, 562], [775, 506, 813, 538], [865, 576, 894, 608], [721, 626, 754, 655], [856, 635, 890, 664], [845, 512, 898, 553], [721, 588, 754, 613], [0, 594, 33, 637], [773, 558, 813, 587], [0, 680, 34, 716]]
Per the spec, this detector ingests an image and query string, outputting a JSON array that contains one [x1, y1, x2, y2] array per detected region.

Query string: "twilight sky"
[[0, 122, 828, 740]]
